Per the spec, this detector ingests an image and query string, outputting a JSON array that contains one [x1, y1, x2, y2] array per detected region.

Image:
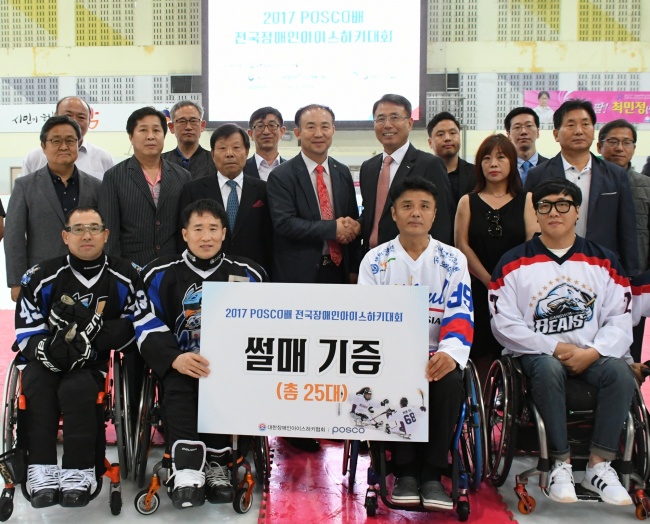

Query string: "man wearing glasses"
[[490, 177, 635, 507], [597, 119, 650, 363], [244, 106, 287, 181], [504, 107, 548, 184], [5, 116, 101, 302], [14, 206, 142, 509], [163, 100, 215, 180], [358, 94, 454, 255], [524, 99, 638, 277]]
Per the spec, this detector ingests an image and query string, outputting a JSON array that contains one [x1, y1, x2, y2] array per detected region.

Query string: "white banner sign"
[[0, 104, 173, 133], [199, 282, 430, 442]]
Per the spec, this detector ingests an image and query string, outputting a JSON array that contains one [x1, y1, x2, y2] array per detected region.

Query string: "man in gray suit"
[[5, 115, 101, 301], [99, 107, 191, 267]]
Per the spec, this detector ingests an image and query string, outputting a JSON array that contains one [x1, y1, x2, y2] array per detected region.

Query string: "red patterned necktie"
[[369, 155, 392, 248], [315, 165, 342, 266]]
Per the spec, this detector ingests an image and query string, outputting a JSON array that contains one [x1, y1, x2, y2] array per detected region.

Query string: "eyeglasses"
[[174, 118, 202, 127], [536, 200, 576, 214], [601, 138, 635, 148], [46, 138, 78, 148], [510, 123, 537, 133], [373, 115, 409, 126], [251, 122, 281, 132], [486, 210, 502, 237], [64, 224, 106, 235]]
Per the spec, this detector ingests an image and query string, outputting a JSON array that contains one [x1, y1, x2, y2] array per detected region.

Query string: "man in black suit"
[[267, 104, 359, 285], [99, 106, 191, 267], [505, 107, 548, 184], [358, 94, 453, 254], [524, 99, 638, 276], [178, 124, 272, 275], [427, 111, 476, 209], [243, 106, 287, 181]]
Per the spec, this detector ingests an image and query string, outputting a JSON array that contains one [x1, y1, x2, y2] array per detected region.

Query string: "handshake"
[[37, 294, 104, 373], [335, 217, 361, 244]]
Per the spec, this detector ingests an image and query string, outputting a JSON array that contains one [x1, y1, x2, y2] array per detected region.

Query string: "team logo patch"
[[533, 283, 595, 334], [174, 283, 202, 351], [20, 265, 40, 286]]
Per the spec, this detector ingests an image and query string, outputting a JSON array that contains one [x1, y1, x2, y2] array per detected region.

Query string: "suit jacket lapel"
[[36, 168, 66, 224], [128, 156, 156, 209], [295, 157, 321, 220], [587, 155, 604, 221]]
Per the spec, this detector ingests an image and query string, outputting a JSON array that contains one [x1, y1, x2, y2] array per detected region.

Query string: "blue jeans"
[[519, 354, 635, 461]]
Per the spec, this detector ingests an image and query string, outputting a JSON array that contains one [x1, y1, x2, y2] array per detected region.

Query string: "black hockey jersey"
[[15, 254, 143, 365], [135, 250, 268, 378]]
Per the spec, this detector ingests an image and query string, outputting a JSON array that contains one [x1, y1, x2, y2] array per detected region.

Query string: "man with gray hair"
[[597, 118, 650, 362], [162, 100, 215, 179], [21, 96, 114, 180]]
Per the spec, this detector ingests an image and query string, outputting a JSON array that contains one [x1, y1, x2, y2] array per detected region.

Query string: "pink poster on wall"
[[524, 90, 650, 125]]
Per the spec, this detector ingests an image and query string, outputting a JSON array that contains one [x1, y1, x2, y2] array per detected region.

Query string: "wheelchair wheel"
[[233, 487, 253, 514], [110, 490, 122, 516], [460, 361, 486, 490], [252, 436, 271, 489], [134, 489, 159, 515], [629, 382, 650, 484], [0, 494, 13, 522], [112, 353, 132, 480], [1, 362, 19, 455], [484, 358, 518, 487], [132, 369, 156, 488]]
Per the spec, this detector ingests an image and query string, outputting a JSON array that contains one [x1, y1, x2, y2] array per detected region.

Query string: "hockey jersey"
[[15, 254, 142, 365], [489, 235, 632, 362], [631, 269, 650, 327], [135, 250, 268, 378], [358, 236, 473, 368]]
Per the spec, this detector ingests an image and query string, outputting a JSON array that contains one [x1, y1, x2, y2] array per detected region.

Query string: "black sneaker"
[[205, 447, 234, 504], [27, 464, 59, 508], [60, 467, 96, 508], [168, 440, 207, 509]]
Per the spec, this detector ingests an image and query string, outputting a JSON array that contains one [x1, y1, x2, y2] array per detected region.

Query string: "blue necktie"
[[521, 161, 532, 183], [226, 180, 239, 231]]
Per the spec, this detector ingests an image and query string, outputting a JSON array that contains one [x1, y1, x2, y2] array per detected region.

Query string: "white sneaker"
[[581, 461, 632, 505], [547, 461, 577, 503]]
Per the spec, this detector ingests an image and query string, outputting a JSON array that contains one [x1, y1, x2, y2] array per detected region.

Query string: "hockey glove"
[[35, 323, 79, 373], [49, 294, 104, 341], [380, 399, 389, 406], [420, 406, 427, 412], [68, 330, 96, 369]]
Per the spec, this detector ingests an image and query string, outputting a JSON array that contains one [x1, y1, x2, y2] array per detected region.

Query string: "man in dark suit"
[[427, 111, 476, 209], [267, 104, 360, 285], [162, 100, 214, 180], [243, 106, 287, 181], [99, 106, 191, 267], [5, 115, 101, 302], [505, 107, 548, 184], [178, 124, 272, 275], [267, 103, 359, 452], [524, 99, 638, 276], [358, 94, 453, 254]]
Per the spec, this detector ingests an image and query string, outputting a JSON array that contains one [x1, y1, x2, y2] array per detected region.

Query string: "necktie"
[[226, 179, 239, 231], [521, 161, 532, 183], [369, 155, 393, 249], [315, 165, 342, 266]]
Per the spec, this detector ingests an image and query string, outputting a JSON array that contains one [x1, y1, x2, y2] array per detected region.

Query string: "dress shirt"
[[518, 152, 540, 174], [48, 166, 80, 215], [561, 155, 592, 238], [217, 172, 244, 206], [301, 152, 335, 256], [254, 153, 281, 182], [383, 141, 409, 185]]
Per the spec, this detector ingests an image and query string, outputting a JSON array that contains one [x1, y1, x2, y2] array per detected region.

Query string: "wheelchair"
[[131, 366, 272, 515], [342, 360, 486, 520], [484, 355, 650, 518], [0, 350, 129, 521]]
